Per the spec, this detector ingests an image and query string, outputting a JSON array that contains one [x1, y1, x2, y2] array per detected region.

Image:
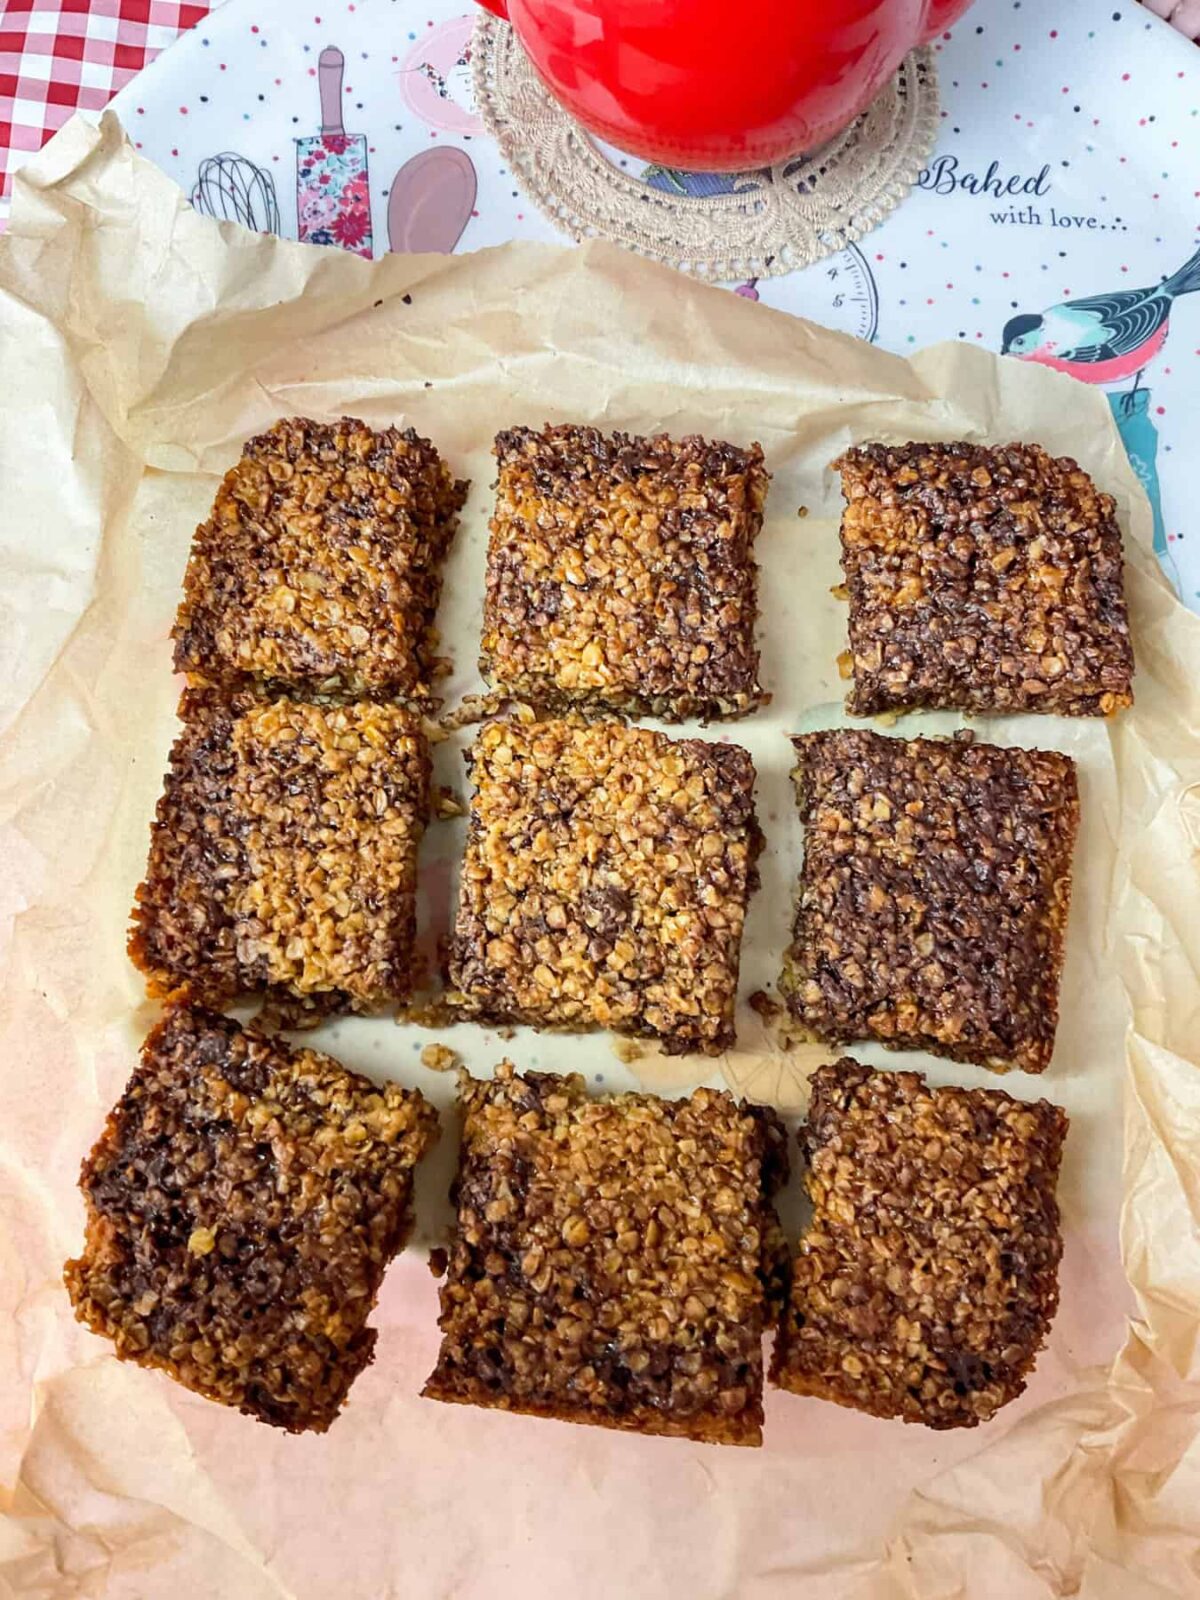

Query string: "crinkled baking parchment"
[[1, 116, 1198, 1600]]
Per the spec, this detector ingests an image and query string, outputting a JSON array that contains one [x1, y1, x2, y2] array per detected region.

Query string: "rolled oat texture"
[[129, 692, 431, 1015], [836, 441, 1134, 717], [425, 1061, 788, 1445], [447, 716, 761, 1055], [780, 727, 1079, 1074], [173, 416, 467, 698], [772, 1057, 1067, 1429], [480, 425, 769, 720], [64, 1004, 439, 1432]]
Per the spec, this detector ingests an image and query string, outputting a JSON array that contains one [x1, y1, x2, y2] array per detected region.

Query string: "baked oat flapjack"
[[835, 441, 1134, 717], [425, 1062, 788, 1445], [480, 425, 769, 720], [129, 694, 431, 1015], [780, 727, 1079, 1074], [174, 416, 467, 698], [772, 1057, 1067, 1430], [65, 1004, 438, 1432], [447, 716, 761, 1055]]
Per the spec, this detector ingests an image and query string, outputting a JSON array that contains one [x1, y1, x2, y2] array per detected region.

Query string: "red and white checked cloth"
[[0, 0, 213, 226]]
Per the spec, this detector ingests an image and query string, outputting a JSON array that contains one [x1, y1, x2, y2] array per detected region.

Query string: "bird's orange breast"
[[1018, 322, 1168, 386]]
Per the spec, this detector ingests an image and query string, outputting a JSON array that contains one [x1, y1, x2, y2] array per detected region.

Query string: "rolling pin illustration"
[[295, 46, 374, 256], [386, 147, 477, 254]]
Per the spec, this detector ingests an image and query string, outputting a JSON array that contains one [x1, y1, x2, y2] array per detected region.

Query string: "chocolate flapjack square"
[[130, 694, 430, 1015], [780, 727, 1079, 1074], [425, 1063, 787, 1445], [64, 1005, 438, 1432], [772, 1057, 1067, 1429], [480, 425, 769, 720], [835, 441, 1134, 717], [447, 717, 760, 1055], [174, 416, 466, 698]]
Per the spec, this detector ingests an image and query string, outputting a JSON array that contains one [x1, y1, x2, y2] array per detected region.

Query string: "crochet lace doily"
[[473, 16, 939, 282]]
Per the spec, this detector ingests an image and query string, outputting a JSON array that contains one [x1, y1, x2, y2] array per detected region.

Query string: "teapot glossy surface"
[[474, 0, 972, 170]]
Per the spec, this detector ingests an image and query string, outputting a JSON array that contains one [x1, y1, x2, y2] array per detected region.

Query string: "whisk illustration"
[[190, 152, 282, 234]]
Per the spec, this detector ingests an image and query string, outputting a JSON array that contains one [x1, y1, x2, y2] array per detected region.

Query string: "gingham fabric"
[[0, 0, 213, 226]]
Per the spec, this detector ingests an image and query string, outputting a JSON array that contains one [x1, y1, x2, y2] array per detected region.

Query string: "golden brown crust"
[[423, 1387, 756, 1444], [424, 1063, 787, 1445], [173, 417, 467, 698], [772, 1057, 1067, 1429], [129, 692, 431, 1015], [128, 690, 245, 1002], [64, 1005, 439, 1433], [479, 426, 769, 721], [446, 717, 761, 1055], [780, 727, 1079, 1074], [835, 441, 1134, 717]]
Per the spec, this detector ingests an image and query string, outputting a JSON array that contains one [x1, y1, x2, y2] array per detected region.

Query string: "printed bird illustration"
[[1001, 244, 1200, 410]]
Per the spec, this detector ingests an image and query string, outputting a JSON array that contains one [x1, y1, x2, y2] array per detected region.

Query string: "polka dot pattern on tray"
[[55, 0, 1192, 610]]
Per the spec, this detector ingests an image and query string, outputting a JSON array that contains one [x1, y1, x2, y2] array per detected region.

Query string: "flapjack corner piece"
[[780, 727, 1079, 1075], [772, 1057, 1067, 1430], [64, 1004, 438, 1432], [129, 693, 430, 1016], [835, 441, 1134, 717], [479, 425, 770, 720], [173, 417, 467, 698], [447, 716, 761, 1056], [424, 1062, 788, 1445]]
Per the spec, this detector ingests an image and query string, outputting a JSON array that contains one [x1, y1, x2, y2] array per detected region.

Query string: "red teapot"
[[474, 0, 972, 170]]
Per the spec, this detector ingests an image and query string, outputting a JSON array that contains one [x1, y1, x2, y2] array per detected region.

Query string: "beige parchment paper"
[[2, 113, 1199, 1600]]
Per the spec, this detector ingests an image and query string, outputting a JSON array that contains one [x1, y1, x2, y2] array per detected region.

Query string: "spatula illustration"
[[295, 46, 374, 257], [386, 147, 477, 254]]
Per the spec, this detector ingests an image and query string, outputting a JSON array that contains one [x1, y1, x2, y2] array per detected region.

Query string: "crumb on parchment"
[[420, 1042, 461, 1073]]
